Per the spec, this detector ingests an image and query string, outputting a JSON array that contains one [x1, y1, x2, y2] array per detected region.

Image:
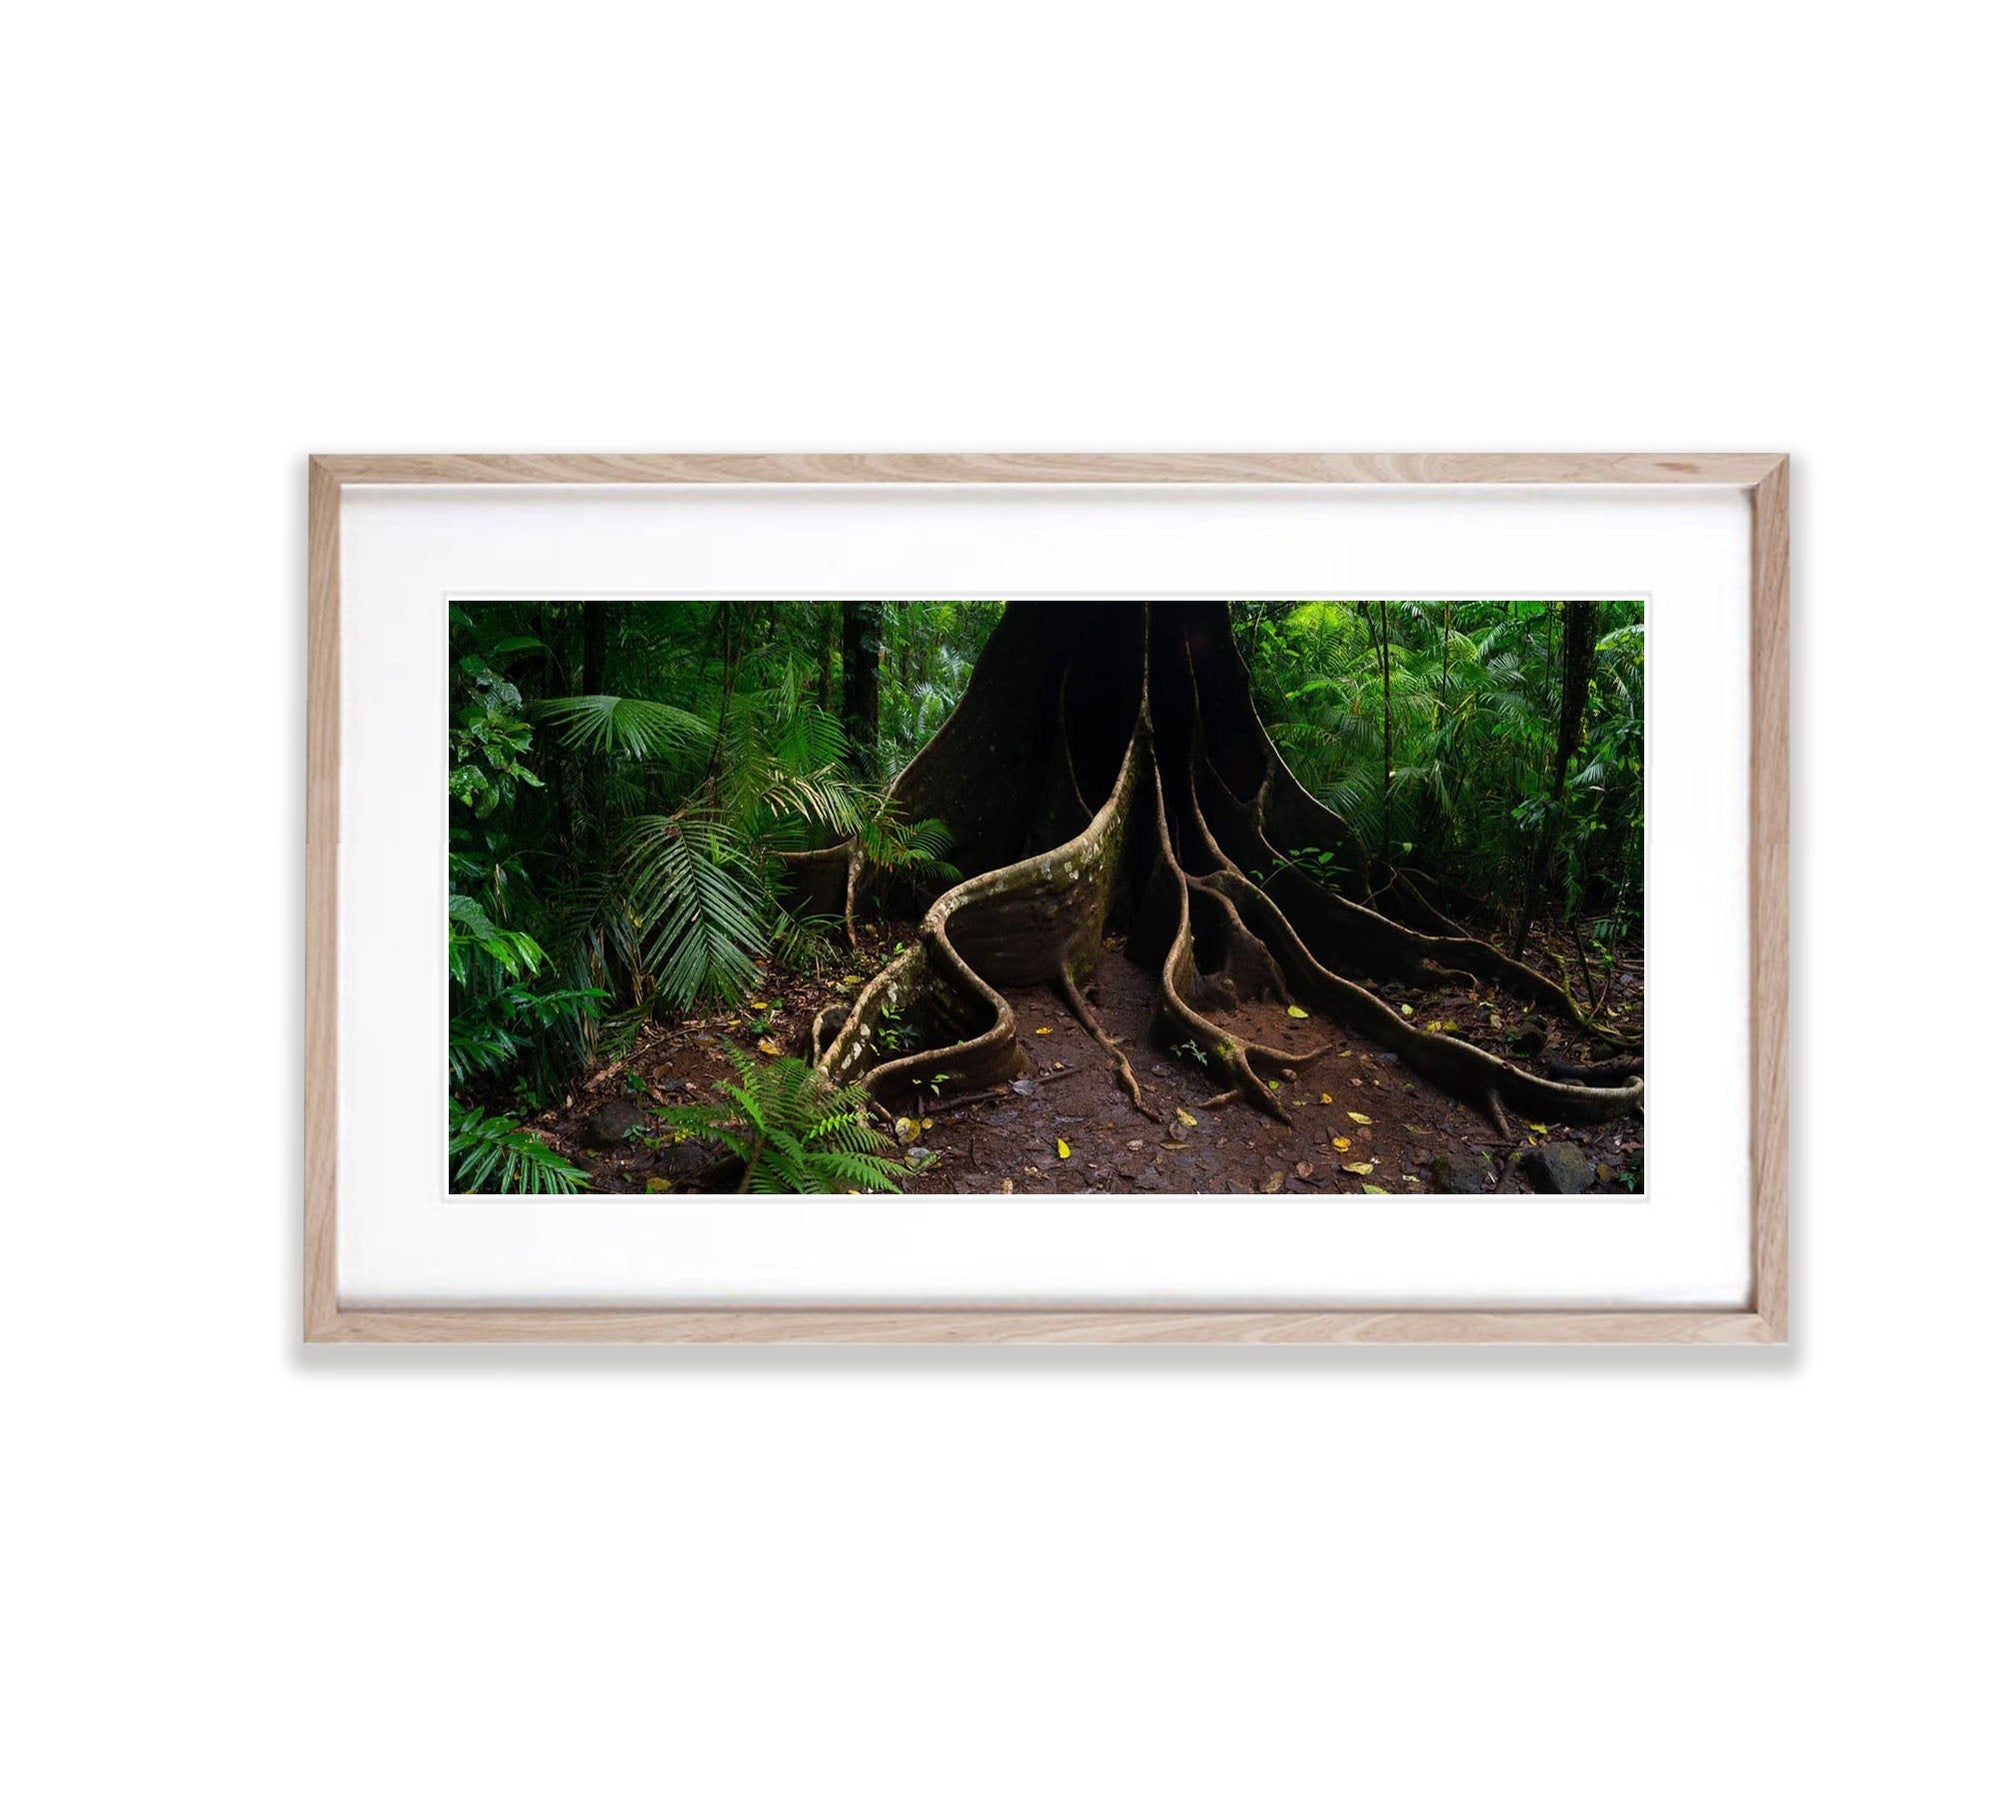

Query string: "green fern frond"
[[448, 1102, 590, 1195], [620, 814, 769, 1010]]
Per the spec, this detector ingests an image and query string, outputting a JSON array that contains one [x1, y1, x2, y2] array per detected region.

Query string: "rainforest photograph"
[[448, 597, 1645, 1199]]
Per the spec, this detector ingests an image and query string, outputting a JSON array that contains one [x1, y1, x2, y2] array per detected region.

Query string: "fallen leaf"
[[1338, 1049, 1353, 1059], [904, 1145, 939, 1171], [1296, 1162, 1316, 1178], [1528, 1121, 1550, 1136], [999, 1178, 1014, 1194], [1342, 1161, 1376, 1176], [920, 1118, 933, 1132], [1333, 1136, 1352, 1152], [1424, 1021, 1443, 1033], [1260, 1172, 1286, 1193], [893, 1116, 920, 1145], [1348, 1112, 1372, 1125], [1033, 1026, 1053, 1036], [1319, 1092, 1333, 1105], [756, 1037, 782, 1056], [1362, 1183, 1390, 1195], [1286, 1005, 1309, 1019], [1174, 1108, 1199, 1129], [749, 1000, 768, 1011], [1400, 1003, 1414, 1016], [1056, 1138, 1071, 1160]]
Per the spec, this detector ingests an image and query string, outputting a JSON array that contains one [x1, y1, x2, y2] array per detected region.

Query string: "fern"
[[448, 1101, 590, 1194], [619, 813, 769, 1010], [649, 1049, 905, 1194]]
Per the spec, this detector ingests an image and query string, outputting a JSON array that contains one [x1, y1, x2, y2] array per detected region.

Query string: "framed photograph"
[[307, 454, 1787, 1343]]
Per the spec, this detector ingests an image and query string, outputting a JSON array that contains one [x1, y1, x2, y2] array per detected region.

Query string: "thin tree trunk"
[[706, 605, 738, 784], [1371, 601, 1394, 855], [582, 602, 607, 695], [817, 602, 837, 710], [841, 601, 883, 774], [1511, 601, 1598, 958]]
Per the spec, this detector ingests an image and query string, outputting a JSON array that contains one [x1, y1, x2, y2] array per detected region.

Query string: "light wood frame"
[[307, 453, 1789, 1344]]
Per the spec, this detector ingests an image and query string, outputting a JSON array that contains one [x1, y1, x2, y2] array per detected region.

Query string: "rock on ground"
[[1522, 1139, 1595, 1194]]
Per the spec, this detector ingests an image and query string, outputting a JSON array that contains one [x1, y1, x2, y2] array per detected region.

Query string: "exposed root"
[[1057, 965, 1161, 1123], [801, 600, 1642, 1139]]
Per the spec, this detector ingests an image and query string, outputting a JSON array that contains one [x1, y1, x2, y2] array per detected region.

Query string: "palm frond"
[[539, 694, 712, 762]]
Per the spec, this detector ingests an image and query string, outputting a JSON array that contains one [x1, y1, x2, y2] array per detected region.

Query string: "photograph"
[[448, 596, 1645, 1199]]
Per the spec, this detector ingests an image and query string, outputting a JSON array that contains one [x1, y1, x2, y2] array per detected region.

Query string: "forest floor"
[[533, 919, 1644, 1198]]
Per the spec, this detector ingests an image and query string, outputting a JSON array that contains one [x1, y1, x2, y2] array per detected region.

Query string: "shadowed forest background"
[[449, 598, 1643, 1197]]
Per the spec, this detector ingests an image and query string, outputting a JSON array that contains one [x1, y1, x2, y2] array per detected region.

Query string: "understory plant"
[[651, 1049, 906, 1194]]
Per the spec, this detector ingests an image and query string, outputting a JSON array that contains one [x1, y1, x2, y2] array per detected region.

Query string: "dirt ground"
[[531, 922, 1644, 1198]]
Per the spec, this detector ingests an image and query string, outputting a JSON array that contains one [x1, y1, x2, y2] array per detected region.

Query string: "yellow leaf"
[[1286, 1005, 1308, 1019], [1362, 1183, 1390, 1194], [920, 1118, 933, 1132], [1174, 1109, 1199, 1129], [756, 1037, 782, 1056], [1400, 1003, 1413, 1016], [1528, 1121, 1550, 1136], [1333, 1136, 1352, 1152], [1318, 1092, 1333, 1105], [1348, 1112, 1372, 1125], [893, 1117, 920, 1145], [1425, 1021, 1442, 1033], [1033, 1027, 1053, 1036], [749, 1000, 768, 1011], [1341, 1161, 1375, 1176], [1056, 1138, 1071, 1160]]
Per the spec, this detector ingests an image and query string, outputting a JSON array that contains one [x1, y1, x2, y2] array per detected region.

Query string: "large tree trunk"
[[800, 602, 1640, 1128]]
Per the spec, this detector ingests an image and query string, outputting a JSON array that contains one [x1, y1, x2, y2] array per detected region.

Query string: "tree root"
[[1057, 966, 1161, 1123], [799, 601, 1641, 1136]]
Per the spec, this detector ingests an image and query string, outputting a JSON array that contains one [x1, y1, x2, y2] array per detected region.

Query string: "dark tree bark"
[[582, 602, 608, 697], [1511, 601, 1598, 959], [840, 601, 883, 773], [791, 602, 1640, 1129], [817, 602, 838, 711]]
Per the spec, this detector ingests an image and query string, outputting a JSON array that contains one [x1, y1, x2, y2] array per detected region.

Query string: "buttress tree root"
[[790, 602, 1642, 1135]]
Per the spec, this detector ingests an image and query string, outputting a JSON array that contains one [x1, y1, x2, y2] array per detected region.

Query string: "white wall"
[[8, 4, 1991, 1794]]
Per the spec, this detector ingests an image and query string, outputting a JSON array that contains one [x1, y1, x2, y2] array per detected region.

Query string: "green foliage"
[[448, 1100, 590, 1194], [1241, 599, 1643, 946], [538, 693, 710, 763], [444, 599, 995, 1165], [618, 812, 768, 1011], [651, 1049, 906, 1194]]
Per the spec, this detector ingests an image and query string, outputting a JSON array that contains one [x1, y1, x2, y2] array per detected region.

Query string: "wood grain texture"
[[313, 451, 1783, 487], [305, 460, 341, 1341], [309, 1307, 1782, 1346], [303, 452, 1790, 1345], [1749, 460, 1791, 1340]]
